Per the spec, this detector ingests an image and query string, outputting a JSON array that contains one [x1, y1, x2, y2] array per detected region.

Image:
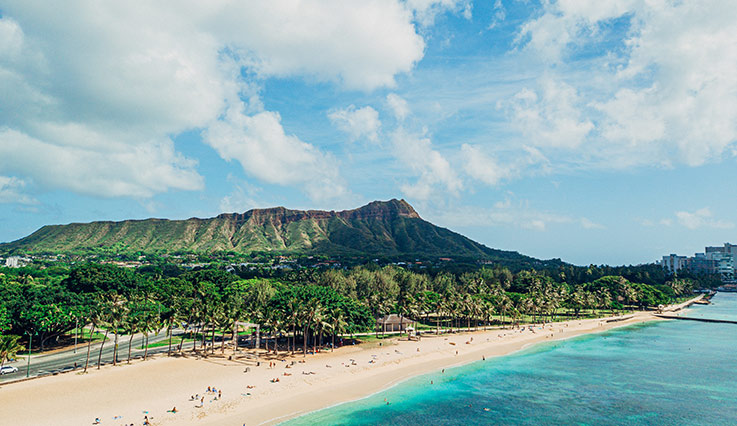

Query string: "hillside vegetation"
[[1, 199, 553, 267]]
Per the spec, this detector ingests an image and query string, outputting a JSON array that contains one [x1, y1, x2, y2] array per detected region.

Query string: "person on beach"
[[218, 390, 222, 399]]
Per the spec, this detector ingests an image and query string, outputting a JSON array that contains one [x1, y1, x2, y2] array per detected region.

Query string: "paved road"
[[0, 330, 183, 384]]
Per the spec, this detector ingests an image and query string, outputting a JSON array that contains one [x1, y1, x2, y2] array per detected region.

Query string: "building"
[[376, 314, 414, 333], [662, 254, 688, 273], [4, 256, 28, 268], [662, 243, 737, 282], [687, 253, 717, 274]]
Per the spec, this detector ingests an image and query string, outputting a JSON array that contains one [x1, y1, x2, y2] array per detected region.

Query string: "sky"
[[1, 0, 736, 266]]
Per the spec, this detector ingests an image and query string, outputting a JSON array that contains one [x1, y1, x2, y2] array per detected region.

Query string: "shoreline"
[[1, 297, 701, 426]]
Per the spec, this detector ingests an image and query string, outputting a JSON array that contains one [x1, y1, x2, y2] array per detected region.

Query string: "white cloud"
[[204, 102, 346, 201], [514, 0, 737, 170], [580, 217, 605, 230], [386, 93, 411, 121], [674, 208, 734, 230], [0, 1, 432, 201], [487, 0, 506, 30], [406, 0, 471, 26], [328, 105, 381, 142], [517, 0, 638, 63], [506, 78, 594, 149], [391, 128, 461, 200], [461, 144, 550, 186], [430, 199, 594, 232], [460, 144, 512, 186], [0, 176, 38, 205], [219, 176, 263, 214], [0, 128, 203, 198], [212, 0, 426, 90]]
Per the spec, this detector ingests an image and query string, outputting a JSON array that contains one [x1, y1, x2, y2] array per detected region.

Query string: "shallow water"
[[283, 293, 737, 426]]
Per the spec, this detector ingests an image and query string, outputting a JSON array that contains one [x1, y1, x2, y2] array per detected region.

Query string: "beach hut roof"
[[376, 314, 413, 324]]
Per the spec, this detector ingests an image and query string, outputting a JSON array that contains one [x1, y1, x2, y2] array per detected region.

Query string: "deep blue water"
[[283, 293, 737, 426]]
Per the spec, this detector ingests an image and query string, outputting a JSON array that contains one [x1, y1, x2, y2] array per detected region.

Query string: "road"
[[0, 330, 183, 384]]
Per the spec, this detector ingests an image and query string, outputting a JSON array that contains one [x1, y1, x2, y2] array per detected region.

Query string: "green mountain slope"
[[0, 199, 552, 264]]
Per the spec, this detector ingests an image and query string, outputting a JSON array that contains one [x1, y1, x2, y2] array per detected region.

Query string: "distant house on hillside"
[[4, 256, 29, 268], [376, 314, 413, 333]]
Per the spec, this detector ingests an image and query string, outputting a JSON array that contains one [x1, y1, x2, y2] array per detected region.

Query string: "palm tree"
[[285, 296, 299, 354], [245, 279, 275, 352], [265, 310, 283, 355], [328, 308, 348, 351], [84, 299, 104, 373], [299, 298, 322, 357], [141, 300, 162, 361], [96, 292, 125, 369], [498, 295, 512, 327], [122, 309, 139, 364], [103, 292, 127, 366], [313, 305, 330, 353], [0, 335, 25, 369]]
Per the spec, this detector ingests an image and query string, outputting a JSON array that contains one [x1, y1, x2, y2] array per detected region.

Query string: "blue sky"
[[1, 0, 736, 265]]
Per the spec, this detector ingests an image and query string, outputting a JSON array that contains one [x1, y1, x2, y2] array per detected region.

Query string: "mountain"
[[0, 199, 554, 265]]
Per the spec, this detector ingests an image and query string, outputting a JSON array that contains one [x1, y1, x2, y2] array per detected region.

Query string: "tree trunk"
[[143, 333, 149, 361], [210, 325, 216, 355], [303, 325, 308, 357], [113, 330, 119, 366], [232, 320, 238, 356], [83, 324, 96, 373], [201, 323, 207, 353], [97, 329, 109, 370], [127, 334, 134, 364], [167, 320, 173, 357], [255, 324, 261, 351]]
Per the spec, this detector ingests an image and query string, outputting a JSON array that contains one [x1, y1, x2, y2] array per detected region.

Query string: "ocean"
[[282, 293, 737, 425]]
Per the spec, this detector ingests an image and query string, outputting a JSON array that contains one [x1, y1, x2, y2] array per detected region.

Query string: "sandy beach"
[[0, 298, 699, 426]]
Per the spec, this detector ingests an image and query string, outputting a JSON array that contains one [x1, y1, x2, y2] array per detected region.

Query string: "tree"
[[0, 334, 24, 370], [100, 292, 127, 366], [328, 308, 348, 351]]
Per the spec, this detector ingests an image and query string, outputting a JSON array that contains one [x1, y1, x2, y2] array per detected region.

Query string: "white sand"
[[0, 298, 700, 426]]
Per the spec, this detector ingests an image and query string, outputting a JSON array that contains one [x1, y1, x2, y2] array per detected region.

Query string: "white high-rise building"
[[662, 254, 688, 273]]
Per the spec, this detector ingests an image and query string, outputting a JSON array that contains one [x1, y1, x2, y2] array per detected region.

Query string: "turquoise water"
[[283, 293, 737, 426]]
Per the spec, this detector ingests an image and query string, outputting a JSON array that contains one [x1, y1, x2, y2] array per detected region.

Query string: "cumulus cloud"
[[0, 1, 431, 201], [513, 0, 737, 170], [0, 176, 38, 205], [391, 128, 462, 200], [506, 79, 594, 149], [674, 208, 734, 230], [461, 144, 550, 186], [460, 144, 512, 186], [328, 105, 381, 142], [204, 102, 346, 201], [0, 128, 203, 198], [386, 93, 410, 121]]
